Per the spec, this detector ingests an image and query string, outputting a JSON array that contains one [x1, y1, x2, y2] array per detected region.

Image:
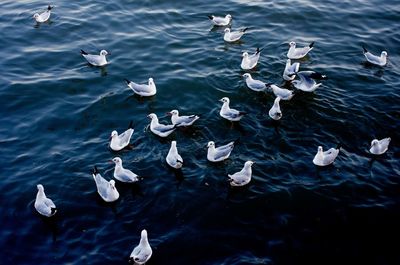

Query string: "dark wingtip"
[[51, 207, 57, 215], [207, 15, 213, 20], [234, 137, 241, 145], [93, 166, 99, 175], [242, 27, 249, 32], [80, 49, 88, 55], [47, 5, 53, 10], [177, 159, 183, 164], [336, 143, 342, 150], [362, 45, 368, 53], [256, 47, 261, 54], [239, 111, 248, 116], [124, 78, 131, 85], [309, 41, 315, 48], [128, 120, 134, 129]]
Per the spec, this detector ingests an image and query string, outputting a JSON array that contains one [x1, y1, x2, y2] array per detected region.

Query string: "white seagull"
[[283, 59, 300, 81], [167, 109, 200, 127], [224, 27, 248, 43], [33, 5, 53, 23], [112, 157, 141, 183], [208, 14, 232, 26], [241, 47, 261, 70], [369, 137, 391, 155], [110, 121, 134, 151], [80, 49, 109, 66], [129, 229, 153, 265], [92, 166, 119, 202], [287, 41, 314, 59], [124, 78, 156, 97], [207, 141, 235, 162], [219, 97, 247, 121], [34, 184, 57, 217], [312, 145, 340, 166], [269, 84, 295, 100], [243, 73, 267, 91], [269, 97, 282, 120], [292, 71, 327, 92], [228, 161, 254, 187], [148, 113, 177, 138], [363, 46, 388, 66], [166, 141, 183, 169]]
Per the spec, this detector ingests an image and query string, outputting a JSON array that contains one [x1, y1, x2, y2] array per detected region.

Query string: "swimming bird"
[[283, 59, 300, 81], [228, 161, 254, 186], [80, 49, 109, 66], [34, 184, 57, 217], [166, 141, 183, 169], [269, 84, 295, 100], [167, 109, 200, 127], [269, 97, 282, 120], [287, 41, 314, 59], [219, 97, 247, 121], [148, 113, 177, 137], [92, 166, 119, 202], [129, 229, 152, 265], [224, 27, 248, 43], [112, 157, 141, 183], [369, 137, 391, 155], [241, 47, 261, 70], [292, 71, 327, 92], [243, 73, 267, 91], [110, 121, 134, 151], [124, 78, 156, 97], [207, 141, 235, 162], [33, 5, 53, 23], [312, 145, 340, 166], [208, 14, 232, 26], [363, 46, 388, 66]]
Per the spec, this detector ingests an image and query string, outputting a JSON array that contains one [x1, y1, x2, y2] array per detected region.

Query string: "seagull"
[[269, 97, 282, 120], [129, 229, 152, 265], [363, 46, 388, 66], [33, 5, 53, 23], [243, 73, 267, 91], [112, 157, 141, 183], [219, 97, 247, 121], [369, 137, 391, 155], [124, 78, 156, 97], [207, 141, 235, 162], [110, 121, 134, 151], [269, 84, 295, 100], [167, 109, 199, 127], [80, 49, 109, 66], [34, 184, 57, 217], [287, 41, 314, 59], [283, 59, 300, 81], [292, 71, 327, 92], [224, 28, 248, 43], [148, 113, 177, 137], [166, 141, 183, 169], [228, 161, 254, 187], [208, 14, 232, 26], [312, 145, 340, 166], [241, 47, 261, 70], [92, 166, 119, 202]]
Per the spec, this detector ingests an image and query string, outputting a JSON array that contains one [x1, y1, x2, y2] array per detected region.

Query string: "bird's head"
[[219, 97, 229, 103], [289, 41, 296, 47], [100, 50, 109, 56]]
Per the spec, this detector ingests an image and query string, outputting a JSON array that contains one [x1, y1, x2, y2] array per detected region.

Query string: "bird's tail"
[[124, 78, 131, 85], [92, 165, 99, 176], [309, 41, 315, 48], [80, 49, 88, 55], [241, 27, 249, 32], [207, 15, 213, 20]]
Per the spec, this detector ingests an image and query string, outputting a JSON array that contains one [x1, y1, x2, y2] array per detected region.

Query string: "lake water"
[[0, 0, 399, 264]]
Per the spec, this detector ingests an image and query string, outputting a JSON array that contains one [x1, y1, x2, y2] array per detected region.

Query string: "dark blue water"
[[1, 0, 399, 264]]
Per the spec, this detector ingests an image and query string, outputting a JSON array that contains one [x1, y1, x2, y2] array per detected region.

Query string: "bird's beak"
[[166, 112, 172, 116], [109, 160, 113, 164], [219, 99, 224, 102], [109, 136, 112, 140], [107, 52, 112, 55]]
